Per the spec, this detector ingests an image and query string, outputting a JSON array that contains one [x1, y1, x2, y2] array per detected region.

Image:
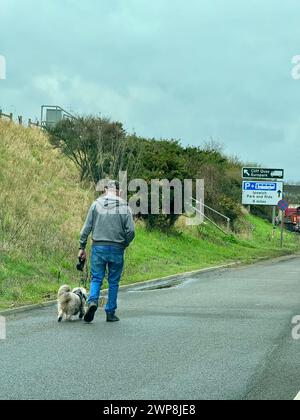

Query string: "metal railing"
[[191, 197, 231, 234], [41, 105, 76, 128], [0, 106, 76, 129]]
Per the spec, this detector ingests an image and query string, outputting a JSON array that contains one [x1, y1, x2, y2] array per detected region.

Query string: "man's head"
[[105, 180, 121, 196]]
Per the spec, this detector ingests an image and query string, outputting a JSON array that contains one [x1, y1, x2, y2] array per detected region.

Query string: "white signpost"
[[242, 181, 283, 206]]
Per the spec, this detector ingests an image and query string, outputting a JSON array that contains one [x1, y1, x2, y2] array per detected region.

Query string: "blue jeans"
[[89, 245, 125, 314]]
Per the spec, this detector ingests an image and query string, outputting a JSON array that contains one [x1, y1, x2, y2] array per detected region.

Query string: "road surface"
[[1, 256, 300, 400]]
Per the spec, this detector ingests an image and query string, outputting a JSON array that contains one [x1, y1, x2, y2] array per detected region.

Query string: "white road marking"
[[294, 392, 300, 400]]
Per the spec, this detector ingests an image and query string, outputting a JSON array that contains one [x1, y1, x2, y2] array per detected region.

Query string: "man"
[[79, 180, 135, 323]]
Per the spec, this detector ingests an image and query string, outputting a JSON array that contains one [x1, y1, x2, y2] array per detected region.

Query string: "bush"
[[46, 114, 250, 231], [218, 196, 242, 223]]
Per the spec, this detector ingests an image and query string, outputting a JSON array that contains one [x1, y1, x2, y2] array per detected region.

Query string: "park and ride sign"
[[241, 168, 286, 246], [242, 181, 283, 206]]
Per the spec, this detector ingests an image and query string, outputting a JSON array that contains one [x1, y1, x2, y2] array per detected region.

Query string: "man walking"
[[79, 180, 135, 323]]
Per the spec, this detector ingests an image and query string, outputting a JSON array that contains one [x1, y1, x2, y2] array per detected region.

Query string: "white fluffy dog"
[[57, 285, 87, 322]]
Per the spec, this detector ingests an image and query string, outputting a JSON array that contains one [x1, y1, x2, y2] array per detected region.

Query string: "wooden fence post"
[[0, 111, 40, 128]]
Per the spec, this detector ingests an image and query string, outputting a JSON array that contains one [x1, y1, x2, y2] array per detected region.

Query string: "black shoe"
[[106, 313, 120, 322], [84, 303, 98, 323]]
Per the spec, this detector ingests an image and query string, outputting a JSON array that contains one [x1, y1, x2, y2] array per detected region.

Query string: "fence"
[[0, 106, 75, 128], [0, 109, 41, 128]]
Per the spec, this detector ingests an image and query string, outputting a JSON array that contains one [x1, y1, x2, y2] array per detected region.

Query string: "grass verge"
[[1, 215, 299, 310]]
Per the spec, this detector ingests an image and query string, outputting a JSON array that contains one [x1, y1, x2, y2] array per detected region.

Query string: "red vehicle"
[[284, 207, 300, 232]]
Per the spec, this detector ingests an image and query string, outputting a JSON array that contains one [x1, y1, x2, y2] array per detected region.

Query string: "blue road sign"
[[277, 200, 289, 211], [243, 182, 277, 191], [242, 181, 283, 206]]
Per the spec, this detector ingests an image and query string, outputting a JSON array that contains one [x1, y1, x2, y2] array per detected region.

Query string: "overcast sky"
[[1, 0, 300, 181]]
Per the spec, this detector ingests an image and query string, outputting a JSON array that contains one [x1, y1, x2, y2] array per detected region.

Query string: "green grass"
[[122, 215, 300, 285], [0, 120, 299, 310]]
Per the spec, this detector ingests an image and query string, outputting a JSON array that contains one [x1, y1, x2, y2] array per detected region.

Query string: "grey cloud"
[[1, 0, 300, 179]]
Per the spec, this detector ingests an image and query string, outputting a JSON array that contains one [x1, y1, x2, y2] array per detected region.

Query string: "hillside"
[[0, 120, 299, 309], [0, 120, 93, 308]]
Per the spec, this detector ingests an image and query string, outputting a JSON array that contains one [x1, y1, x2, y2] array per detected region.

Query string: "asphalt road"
[[1, 256, 300, 400]]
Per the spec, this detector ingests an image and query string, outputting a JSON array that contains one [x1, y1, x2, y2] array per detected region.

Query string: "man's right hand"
[[78, 249, 87, 260]]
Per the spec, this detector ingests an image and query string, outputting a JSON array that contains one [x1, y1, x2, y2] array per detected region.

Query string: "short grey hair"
[[106, 180, 120, 191]]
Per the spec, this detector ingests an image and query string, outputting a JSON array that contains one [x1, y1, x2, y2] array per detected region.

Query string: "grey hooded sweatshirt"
[[79, 195, 135, 250]]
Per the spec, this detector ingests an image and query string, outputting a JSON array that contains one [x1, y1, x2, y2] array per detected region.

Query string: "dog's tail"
[[57, 285, 72, 303], [58, 293, 72, 305]]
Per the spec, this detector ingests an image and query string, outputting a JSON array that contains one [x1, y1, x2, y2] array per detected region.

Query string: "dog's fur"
[[57, 285, 87, 322]]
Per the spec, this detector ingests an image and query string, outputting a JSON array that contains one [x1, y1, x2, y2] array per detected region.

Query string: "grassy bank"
[[0, 215, 299, 310], [123, 215, 300, 285], [0, 120, 299, 310], [0, 121, 93, 309]]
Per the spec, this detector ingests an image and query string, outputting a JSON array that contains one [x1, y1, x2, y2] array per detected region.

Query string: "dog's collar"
[[73, 290, 84, 304]]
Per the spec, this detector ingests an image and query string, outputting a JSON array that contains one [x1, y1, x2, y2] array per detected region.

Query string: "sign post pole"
[[272, 206, 276, 226], [280, 210, 284, 248], [277, 200, 289, 249], [272, 206, 277, 239]]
